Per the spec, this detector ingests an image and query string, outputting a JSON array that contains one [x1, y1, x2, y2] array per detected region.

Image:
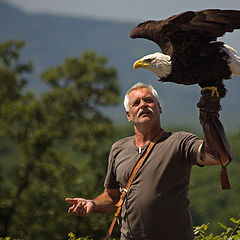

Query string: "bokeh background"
[[0, 0, 240, 239]]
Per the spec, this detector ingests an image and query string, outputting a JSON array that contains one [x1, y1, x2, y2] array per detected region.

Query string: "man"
[[66, 83, 231, 240]]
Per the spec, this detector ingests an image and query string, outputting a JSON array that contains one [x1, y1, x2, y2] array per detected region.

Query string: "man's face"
[[126, 88, 162, 125]]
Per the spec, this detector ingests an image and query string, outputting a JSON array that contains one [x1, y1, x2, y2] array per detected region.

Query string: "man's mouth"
[[137, 108, 153, 118]]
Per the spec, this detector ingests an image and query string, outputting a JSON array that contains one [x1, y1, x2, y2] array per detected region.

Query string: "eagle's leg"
[[201, 86, 220, 98]]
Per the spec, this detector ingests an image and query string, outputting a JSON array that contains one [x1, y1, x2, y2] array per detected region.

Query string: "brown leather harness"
[[105, 130, 166, 240]]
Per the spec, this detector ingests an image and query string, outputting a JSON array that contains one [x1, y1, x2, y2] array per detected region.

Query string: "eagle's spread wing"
[[130, 9, 240, 57]]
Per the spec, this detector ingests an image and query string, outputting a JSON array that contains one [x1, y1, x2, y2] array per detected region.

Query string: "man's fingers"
[[66, 198, 79, 214], [65, 198, 78, 204], [68, 205, 76, 213], [65, 198, 87, 204], [76, 204, 87, 216], [73, 201, 84, 213], [66, 198, 90, 216]]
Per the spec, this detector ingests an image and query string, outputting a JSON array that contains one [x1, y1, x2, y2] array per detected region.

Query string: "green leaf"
[[230, 217, 240, 224]]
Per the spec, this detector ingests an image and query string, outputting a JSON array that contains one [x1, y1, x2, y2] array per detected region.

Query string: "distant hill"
[[1, 2, 240, 132]]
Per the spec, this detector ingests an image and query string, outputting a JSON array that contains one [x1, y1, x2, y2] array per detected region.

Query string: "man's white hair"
[[124, 82, 160, 111]]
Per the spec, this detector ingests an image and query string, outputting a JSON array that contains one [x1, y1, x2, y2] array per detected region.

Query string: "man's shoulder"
[[109, 135, 135, 155], [169, 131, 201, 142], [112, 135, 134, 149], [173, 131, 197, 137]]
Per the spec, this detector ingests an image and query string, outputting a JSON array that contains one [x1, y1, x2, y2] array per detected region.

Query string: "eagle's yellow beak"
[[133, 59, 150, 70]]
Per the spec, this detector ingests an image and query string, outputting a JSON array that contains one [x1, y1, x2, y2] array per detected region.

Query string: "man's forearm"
[[92, 188, 120, 214], [197, 89, 232, 189], [197, 91, 232, 165]]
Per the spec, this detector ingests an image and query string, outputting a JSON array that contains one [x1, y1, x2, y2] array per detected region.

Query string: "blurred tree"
[[0, 40, 120, 239], [0, 40, 33, 236]]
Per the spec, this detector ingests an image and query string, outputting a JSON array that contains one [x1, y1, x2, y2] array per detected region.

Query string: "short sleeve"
[[104, 145, 119, 189], [179, 132, 203, 165]]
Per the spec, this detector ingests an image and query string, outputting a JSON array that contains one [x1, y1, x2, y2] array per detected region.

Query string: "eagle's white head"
[[133, 52, 172, 78]]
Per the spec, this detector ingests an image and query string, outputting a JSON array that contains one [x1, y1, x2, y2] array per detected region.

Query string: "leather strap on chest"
[[105, 130, 166, 240]]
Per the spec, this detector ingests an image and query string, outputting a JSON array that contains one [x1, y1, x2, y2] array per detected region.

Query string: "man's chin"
[[138, 116, 152, 123], [139, 113, 152, 118]]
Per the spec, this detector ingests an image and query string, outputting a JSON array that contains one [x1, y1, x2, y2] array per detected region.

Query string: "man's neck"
[[134, 123, 163, 148]]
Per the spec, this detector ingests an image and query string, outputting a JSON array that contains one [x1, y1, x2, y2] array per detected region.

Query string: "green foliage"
[[0, 238, 23, 240], [1, 215, 240, 240], [194, 216, 240, 239], [64, 216, 240, 240], [66, 232, 118, 240], [0, 40, 120, 240], [189, 132, 240, 234], [67, 232, 93, 240], [0, 40, 32, 102]]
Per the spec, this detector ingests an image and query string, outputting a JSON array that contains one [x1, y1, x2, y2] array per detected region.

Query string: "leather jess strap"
[[105, 130, 166, 240], [197, 89, 232, 190]]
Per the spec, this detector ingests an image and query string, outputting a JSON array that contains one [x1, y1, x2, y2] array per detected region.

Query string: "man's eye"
[[145, 98, 153, 103], [132, 101, 139, 107]]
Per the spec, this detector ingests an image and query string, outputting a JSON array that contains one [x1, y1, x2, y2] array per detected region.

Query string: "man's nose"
[[139, 100, 148, 108]]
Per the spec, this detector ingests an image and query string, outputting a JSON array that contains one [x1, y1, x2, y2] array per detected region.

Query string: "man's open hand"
[[65, 198, 95, 217]]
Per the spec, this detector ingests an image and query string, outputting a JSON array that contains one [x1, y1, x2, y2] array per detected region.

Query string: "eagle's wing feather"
[[180, 10, 240, 36], [129, 20, 171, 54], [130, 9, 240, 57]]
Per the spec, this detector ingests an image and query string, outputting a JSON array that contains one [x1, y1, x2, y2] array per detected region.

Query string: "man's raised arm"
[[197, 88, 232, 189]]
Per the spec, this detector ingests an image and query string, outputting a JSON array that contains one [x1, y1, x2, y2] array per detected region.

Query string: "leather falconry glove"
[[197, 89, 232, 190]]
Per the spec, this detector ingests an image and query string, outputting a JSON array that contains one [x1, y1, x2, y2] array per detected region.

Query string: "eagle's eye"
[[144, 59, 152, 63]]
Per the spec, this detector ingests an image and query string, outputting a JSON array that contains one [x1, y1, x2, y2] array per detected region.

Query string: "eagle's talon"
[[202, 87, 220, 98]]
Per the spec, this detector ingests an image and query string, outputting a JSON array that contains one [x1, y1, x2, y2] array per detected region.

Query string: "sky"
[[4, 0, 240, 22], [2, 0, 240, 130]]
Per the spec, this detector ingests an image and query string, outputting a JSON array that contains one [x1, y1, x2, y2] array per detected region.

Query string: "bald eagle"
[[130, 9, 240, 97]]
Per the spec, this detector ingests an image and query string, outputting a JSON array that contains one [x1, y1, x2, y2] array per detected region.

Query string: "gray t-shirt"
[[104, 131, 203, 240]]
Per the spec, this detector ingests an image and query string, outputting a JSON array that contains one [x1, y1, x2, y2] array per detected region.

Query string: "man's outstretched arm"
[[66, 188, 121, 217], [197, 88, 232, 189]]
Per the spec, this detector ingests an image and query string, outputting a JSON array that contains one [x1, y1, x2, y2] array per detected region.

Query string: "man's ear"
[[126, 111, 132, 122], [158, 103, 162, 114]]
